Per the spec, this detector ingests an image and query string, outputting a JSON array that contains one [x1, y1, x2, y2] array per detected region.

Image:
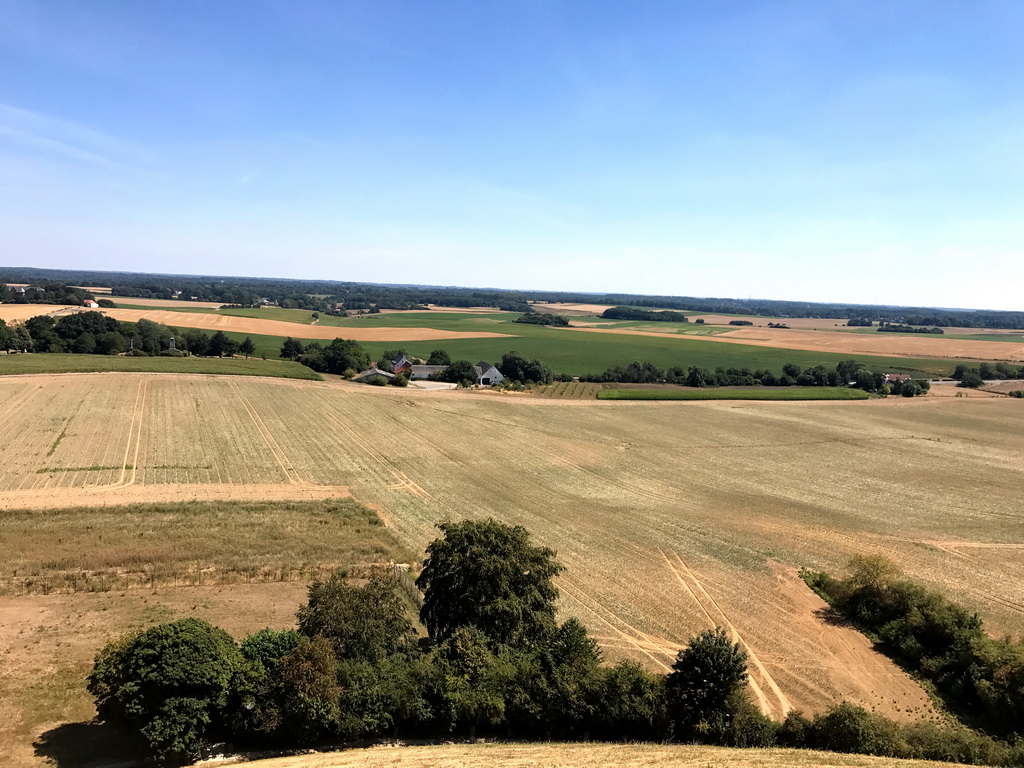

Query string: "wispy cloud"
[[0, 102, 156, 167]]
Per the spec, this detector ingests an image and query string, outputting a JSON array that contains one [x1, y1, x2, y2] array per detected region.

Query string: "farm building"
[[390, 353, 413, 374], [352, 367, 395, 383], [884, 374, 912, 384], [476, 361, 504, 386]]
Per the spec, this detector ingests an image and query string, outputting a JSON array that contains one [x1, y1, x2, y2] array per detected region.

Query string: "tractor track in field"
[[659, 549, 792, 719], [556, 578, 675, 672]]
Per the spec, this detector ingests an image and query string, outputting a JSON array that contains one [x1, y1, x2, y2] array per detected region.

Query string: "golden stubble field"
[[2, 374, 1022, 725]]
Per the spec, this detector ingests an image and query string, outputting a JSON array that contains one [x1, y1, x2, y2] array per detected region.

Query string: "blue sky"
[[1, 1, 1021, 310]]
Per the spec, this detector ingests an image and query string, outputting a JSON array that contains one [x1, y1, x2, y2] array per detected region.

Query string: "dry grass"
[[237, 742, 972, 768], [4, 375, 1023, 725], [0, 499, 414, 594]]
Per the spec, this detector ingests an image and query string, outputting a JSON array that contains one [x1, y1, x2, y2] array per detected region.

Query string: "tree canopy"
[[416, 519, 564, 647]]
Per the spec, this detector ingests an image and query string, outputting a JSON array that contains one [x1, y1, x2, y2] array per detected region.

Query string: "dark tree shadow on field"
[[34, 721, 149, 768], [815, 605, 853, 628]]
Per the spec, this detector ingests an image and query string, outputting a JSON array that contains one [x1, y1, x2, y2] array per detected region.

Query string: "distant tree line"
[[804, 555, 1024, 743], [877, 323, 944, 334], [5, 269, 1024, 329], [579, 360, 930, 397], [88, 520, 1023, 765], [847, 318, 873, 327], [602, 306, 689, 322]]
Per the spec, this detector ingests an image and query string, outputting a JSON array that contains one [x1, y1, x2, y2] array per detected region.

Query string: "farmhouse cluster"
[[353, 353, 505, 386]]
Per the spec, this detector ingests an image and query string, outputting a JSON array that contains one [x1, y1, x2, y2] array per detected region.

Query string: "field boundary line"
[[668, 550, 792, 718], [229, 380, 301, 485]]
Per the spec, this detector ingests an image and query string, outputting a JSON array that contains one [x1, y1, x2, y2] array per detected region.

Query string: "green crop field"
[[597, 387, 872, 401], [0, 353, 322, 380]]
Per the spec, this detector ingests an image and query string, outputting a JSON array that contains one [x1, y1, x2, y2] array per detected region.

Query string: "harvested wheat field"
[[107, 296, 225, 308], [0, 304, 79, 323], [98, 308, 512, 342], [238, 742, 971, 768], [567, 325, 1024, 361], [4, 374, 1023, 727], [531, 301, 616, 315]]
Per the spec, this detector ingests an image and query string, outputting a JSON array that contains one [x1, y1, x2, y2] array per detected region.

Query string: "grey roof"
[[353, 367, 394, 381]]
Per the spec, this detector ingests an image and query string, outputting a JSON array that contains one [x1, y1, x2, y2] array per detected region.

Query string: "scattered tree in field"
[[416, 519, 563, 647], [209, 330, 239, 358], [280, 337, 304, 360], [240, 337, 256, 358]]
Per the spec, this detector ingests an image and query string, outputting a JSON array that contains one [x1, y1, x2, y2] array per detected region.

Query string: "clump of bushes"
[[804, 555, 1024, 742]]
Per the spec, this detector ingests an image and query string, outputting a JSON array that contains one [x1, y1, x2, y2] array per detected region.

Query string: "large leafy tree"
[[416, 519, 563, 647], [87, 618, 243, 761], [665, 627, 748, 741]]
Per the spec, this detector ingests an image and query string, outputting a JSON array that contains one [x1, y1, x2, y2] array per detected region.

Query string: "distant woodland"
[[2, 268, 1023, 329]]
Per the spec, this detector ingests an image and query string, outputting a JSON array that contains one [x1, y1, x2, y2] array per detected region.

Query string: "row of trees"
[[579, 360, 931, 397], [3, 311, 255, 358], [877, 323, 944, 334], [89, 521, 1022, 765], [804, 555, 1024, 742], [953, 362, 1024, 388]]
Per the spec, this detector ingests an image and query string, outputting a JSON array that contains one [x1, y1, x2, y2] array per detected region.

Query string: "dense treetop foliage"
[[514, 313, 570, 326], [602, 306, 690, 322]]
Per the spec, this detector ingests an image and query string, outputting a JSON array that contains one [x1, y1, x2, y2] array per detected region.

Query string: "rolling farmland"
[[3, 373, 1022, 727]]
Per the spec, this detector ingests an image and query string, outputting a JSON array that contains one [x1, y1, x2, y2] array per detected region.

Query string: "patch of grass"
[[596, 387, 871, 401], [1, 499, 414, 595], [0, 353, 322, 380], [46, 428, 67, 457]]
